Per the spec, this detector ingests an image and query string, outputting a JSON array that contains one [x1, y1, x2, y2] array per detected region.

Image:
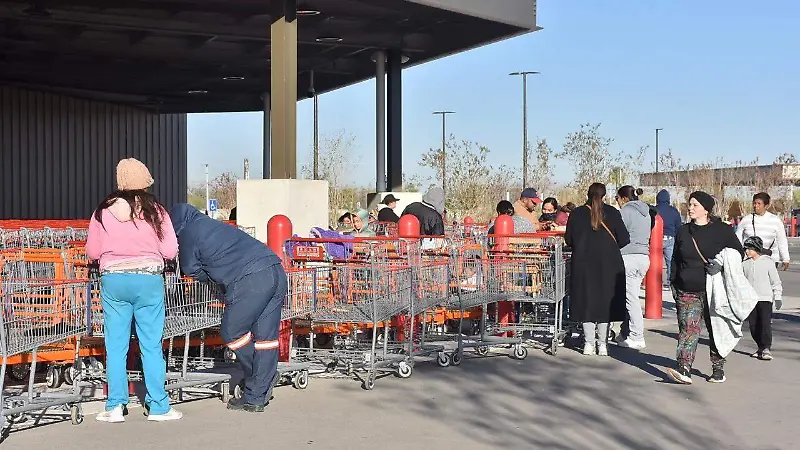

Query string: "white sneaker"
[[597, 345, 609, 357], [582, 343, 596, 355], [147, 408, 183, 422], [96, 405, 125, 423], [618, 338, 647, 350]]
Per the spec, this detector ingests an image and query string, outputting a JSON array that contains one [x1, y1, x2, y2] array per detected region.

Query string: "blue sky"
[[187, 0, 800, 187]]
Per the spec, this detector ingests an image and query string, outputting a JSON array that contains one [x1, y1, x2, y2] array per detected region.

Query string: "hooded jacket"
[[401, 187, 445, 236], [86, 198, 178, 272], [169, 204, 281, 289], [656, 190, 683, 238], [619, 200, 652, 256]]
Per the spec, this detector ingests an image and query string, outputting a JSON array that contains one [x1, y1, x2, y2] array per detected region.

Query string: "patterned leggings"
[[674, 289, 725, 371]]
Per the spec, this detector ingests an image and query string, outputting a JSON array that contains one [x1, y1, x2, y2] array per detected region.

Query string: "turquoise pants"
[[101, 273, 170, 415]]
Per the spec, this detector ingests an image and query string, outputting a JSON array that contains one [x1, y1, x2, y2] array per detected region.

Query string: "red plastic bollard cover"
[[463, 216, 475, 225], [645, 215, 664, 319], [267, 215, 292, 261], [398, 214, 421, 238]]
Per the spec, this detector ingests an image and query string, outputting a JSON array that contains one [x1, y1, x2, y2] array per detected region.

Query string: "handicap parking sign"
[[209, 199, 218, 212]]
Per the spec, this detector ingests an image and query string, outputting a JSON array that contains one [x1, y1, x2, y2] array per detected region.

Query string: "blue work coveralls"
[[170, 204, 286, 406]]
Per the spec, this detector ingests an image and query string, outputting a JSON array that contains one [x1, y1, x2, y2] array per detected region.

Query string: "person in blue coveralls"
[[169, 204, 287, 413]]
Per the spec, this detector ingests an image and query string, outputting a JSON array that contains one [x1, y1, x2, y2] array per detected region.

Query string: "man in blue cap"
[[514, 188, 542, 230]]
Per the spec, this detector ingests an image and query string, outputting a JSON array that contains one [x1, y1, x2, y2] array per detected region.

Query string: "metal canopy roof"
[[0, 0, 537, 113]]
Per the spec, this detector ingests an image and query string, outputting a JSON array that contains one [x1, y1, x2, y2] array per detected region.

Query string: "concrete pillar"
[[270, 0, 298, 179], [262, 92, 271, 179], [374, 51, 387, 192], [386, 50, 403, 191]]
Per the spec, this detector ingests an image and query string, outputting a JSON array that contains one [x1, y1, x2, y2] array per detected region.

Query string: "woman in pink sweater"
[[86, 158, 181, 423]]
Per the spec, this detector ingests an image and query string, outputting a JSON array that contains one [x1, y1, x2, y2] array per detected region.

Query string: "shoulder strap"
[[690, 235, 708, 265], [751, 214, 775, 250], [585, 205, 617, 243]]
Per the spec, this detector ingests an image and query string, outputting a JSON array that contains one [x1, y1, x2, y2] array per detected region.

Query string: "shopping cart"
[[1, 280, 89, 428]]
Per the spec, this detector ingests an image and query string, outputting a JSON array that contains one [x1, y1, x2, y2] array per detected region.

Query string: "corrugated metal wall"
[[0, 86, 188, 219]]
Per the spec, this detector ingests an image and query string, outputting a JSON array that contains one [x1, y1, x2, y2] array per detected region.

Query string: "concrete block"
[[236, 179, 329, 241], [367, 192, 423, 217]]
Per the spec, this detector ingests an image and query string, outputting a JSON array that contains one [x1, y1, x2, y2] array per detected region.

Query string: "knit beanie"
[[116, 158, 154, 191], [689, 191, 715, 213], [743, 236, 765, 254]]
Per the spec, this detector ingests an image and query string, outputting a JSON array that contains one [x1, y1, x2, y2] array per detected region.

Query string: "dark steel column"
[[386, 50, 403, 191]]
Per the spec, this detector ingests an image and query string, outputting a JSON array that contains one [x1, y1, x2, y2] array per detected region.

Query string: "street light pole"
[[432, 111, 455, 198], [204, 163, 210, 213], [510, 71, 540, 188], [655, 128, 663, 189]]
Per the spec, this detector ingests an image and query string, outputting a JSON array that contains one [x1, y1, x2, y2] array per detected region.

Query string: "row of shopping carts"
[[1, 223, 569, 431], [280, 231, 568, 389]]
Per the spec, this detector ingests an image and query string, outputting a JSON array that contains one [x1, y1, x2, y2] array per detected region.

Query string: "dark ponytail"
[[617, 185, 638, 201], [587, 182, 607, 231]]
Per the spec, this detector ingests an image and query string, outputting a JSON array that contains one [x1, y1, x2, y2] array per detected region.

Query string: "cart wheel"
[[363, 372, 376, 391], [475, 346, 489, 357], [293, 370, 309, 390], [608, 329, 617, 342], [451, 351, 462, 366], [70, 404, 83, 425], [551, 339, 559, 356], [221, 382, 231, 403], [169, 390, 180, 401], [224, 348, 236, 363], [396, 362, 413, 379], [62, 364, 76, 386], [9, 364, 30, 382], [512, 345, 528, 360], [46, 365, 63, 389], [436, 352, 451, 368], [234, 380, 244, 400]]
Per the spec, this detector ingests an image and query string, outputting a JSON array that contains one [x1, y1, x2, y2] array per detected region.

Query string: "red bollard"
[[494, 215, 515, 334], [395, 215, 420, 341], [463, 216, 474, 234], [267, 215, 293, 362], [398, 214, 421, 238], [267, 214, 292, 264], [792, 216, 797, 238], [645, 215, 664, 319]]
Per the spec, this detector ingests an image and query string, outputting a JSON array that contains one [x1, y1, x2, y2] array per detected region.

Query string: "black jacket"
[[169, 204, 282, 291], [671, 220, 744, 292], [401, 202, 444, 236], [377, 207, 400, 223]]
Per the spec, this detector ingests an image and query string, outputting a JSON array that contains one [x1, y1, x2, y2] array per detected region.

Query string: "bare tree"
[[555, 123, 616, 189], [529, 138, 555, 193], [418, 136, 515, 221], [300, 130, 365, 224], [209, 172, 238, 210]]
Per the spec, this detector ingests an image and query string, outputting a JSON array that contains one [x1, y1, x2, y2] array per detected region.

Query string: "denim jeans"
[[101, 273, 170, 415], [663, 236, 675, 282]]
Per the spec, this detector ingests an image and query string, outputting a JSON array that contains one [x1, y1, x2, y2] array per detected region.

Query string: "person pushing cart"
[[169, 204, 286, 413]]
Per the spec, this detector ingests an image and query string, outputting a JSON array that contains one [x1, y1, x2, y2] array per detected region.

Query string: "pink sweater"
[[86, 199, 178, 272]]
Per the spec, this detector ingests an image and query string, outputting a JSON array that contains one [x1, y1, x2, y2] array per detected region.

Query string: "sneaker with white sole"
[[597, 344, 609, 356], [96, 405, 126, 423], [147, 408, 183, 422], [618, 338, 647, 350], [582, 342, 596, 356], [750, 350, 761, 359], [760, 349, 774, 361], [667, 365, 692, 385], [707, 369, 726, 383]]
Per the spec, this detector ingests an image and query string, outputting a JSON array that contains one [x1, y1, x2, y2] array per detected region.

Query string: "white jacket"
[[736, 212, 790, 263], [705, 248, 760, 358]]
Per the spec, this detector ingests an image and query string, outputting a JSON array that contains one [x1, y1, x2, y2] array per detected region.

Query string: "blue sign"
[[208, 199, 218, 212]]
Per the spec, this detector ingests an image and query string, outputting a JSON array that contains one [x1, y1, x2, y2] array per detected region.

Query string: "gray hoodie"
[[620, 200, 651, 255]]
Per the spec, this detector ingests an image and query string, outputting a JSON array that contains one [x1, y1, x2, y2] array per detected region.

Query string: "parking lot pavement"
[[5, 272, 800, 450]]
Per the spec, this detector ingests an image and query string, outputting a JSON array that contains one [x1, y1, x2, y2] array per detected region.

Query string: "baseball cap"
[[382, 194, 400, 205], [521, 188, 543, 204]]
